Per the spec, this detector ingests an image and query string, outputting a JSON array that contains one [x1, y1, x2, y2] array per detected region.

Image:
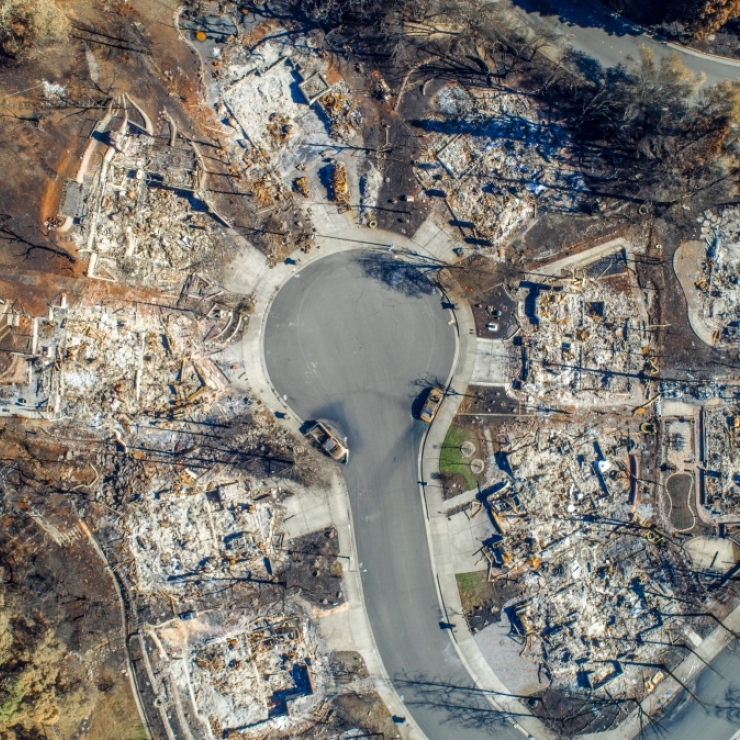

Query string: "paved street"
[[513, 0, 740, 87], [662, 645, 740, 740], [264, 250, 527, 740]]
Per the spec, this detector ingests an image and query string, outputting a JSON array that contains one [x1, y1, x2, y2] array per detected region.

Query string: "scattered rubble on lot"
[[414, 87, 585, 249], [693, 208, 740, 344], [452, 407, 739, 733], [701, 403, 740, 519], [193, 12, 366, 260], [508, 242, 654, 409], [147, 608, 326, 739], [445, 233, 740, 728]]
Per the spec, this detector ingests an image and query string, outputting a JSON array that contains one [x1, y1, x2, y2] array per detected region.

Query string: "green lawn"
[[439, 425, 478, 489], [456, 571, 495, 612]]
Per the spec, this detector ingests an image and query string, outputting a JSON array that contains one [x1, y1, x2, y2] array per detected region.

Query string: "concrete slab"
[[280, 486, 333, 540], [662, 400, 700, 417], [473, 619, 545, 696], [531, 237, 630, 277], [446, 509, 495, 574], [471, 339, 515, 385], [673, 240, 715, 347], [411, 218, 461, 263], [685, 536, 740, 573]]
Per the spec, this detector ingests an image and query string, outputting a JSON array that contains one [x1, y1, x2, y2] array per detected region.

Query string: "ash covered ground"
[[1, 0, 740, 739]]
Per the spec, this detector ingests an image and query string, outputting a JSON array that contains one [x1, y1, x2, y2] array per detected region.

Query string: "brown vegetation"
[[0, 0, 69, 60], [603, 0, 740, 37]]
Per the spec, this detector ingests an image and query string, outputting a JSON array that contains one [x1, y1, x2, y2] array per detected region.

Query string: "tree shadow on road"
[[512, 0, 645, 39], [354, 251, 442, 298], [395, 672, 675, 739], [393, 673, 529, 734]]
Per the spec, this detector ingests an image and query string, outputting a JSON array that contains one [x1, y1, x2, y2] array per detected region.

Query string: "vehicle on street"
[[420, 387, 444, 423], [306, 421, 349, 463]]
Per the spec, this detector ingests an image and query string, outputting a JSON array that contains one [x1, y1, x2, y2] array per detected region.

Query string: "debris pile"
[[317, 83, 362, 142], [415, 87, 585, 247], [67, 97, 230, 289], [702, 406, 740, 518], [695, 208, 740, 343], [204, 19, 364, 259], [148, 609, 327, 739], [516, 251, 651, 408], [126, 476, 279, 596], [483, 418, 711, 701], [331, 162, 350, 206], [0, 277, 251, 425]]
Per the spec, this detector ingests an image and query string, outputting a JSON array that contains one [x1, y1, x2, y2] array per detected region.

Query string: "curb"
[[416, 293, 556, 740], [583, 0, 740, 69], [666, 41, 740, 68], [235, 210, 463, 740]]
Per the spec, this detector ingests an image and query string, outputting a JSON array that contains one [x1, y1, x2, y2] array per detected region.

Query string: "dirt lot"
[[280, 528, 345, 608], [0, 0, 202, 301], [0, 481, 140, 740], [456, 570, 526, 633]]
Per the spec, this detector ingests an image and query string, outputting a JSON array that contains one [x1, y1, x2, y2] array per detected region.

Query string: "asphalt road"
[[513, 0, 740, 87], [661, 645, 740, 740], [264, 250, 525, 740]]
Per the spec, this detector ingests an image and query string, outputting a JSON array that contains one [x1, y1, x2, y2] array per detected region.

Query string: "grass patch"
[[85, 681, 146, 740], [439, 425, 478, 489], [456, 571, 495, 612], [0, 681, 24, 725]]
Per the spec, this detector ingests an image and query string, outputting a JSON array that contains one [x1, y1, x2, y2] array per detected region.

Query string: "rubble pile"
[[74, 106, 228, 289], [702, 406, 740, 518], [415, 87, 585, 247], [149, 609, 327, 739], [516, 257, 651, 407], [695, 208, 740, 343], [201, 19, 364, 259], [485, 419, 710, 698], [0, 276, 251, 424], [317, 83, 362, 143], [331, 162, 350, 205], [126, 475, 279, 595]]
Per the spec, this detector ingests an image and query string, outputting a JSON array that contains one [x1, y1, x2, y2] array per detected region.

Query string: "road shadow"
[[354, 251, 440, 298], [513, 0, 647, 40]]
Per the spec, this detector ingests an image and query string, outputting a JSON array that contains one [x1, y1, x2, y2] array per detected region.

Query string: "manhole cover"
[[460, 440, 476, 458], [470, 458, 485, 475]]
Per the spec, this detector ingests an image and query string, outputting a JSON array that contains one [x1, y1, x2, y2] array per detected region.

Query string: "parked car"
[[306, 421, 349, 463], [420, 387, 444, 423]]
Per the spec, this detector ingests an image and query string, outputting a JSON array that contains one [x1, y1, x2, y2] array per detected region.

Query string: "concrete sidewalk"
[[417, 286, 557, 740]]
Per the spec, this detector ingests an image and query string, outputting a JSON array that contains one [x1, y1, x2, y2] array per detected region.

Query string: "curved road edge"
[[417, 291, 554, 740], [233, 207, 463, 740], [580, 0, 740, 68], [509, 0, 740, 88]]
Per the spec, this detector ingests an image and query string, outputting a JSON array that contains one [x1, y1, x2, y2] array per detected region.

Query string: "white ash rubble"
[[485, 420, 711, 698], [415, 86, 585, 248], [515, 252, 653, 408], [146, 608, 329, 739], [695, 207, 740, 344], [701, 405, 740, 519]]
